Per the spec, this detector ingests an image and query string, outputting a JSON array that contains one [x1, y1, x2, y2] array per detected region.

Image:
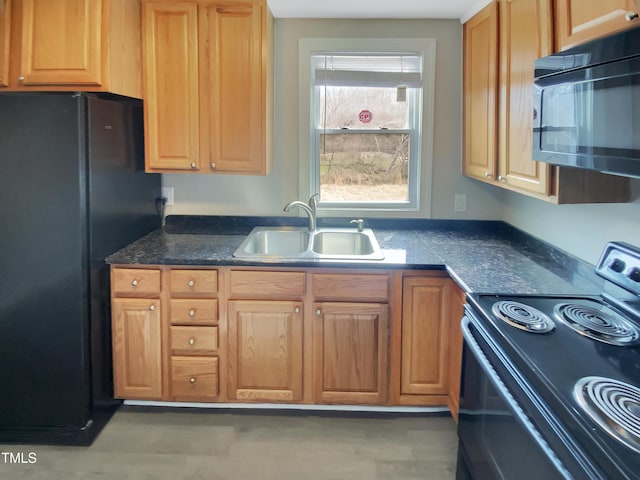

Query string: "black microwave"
[[533, 26, 640, 179]]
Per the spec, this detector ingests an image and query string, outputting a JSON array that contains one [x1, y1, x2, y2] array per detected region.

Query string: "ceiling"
[[267, 0, 490, 20]]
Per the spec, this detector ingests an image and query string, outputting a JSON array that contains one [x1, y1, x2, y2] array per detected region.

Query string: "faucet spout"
[[283, 200, 316, 231]]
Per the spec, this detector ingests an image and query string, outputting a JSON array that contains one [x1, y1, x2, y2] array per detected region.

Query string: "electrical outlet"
[[454, 194, 467, 212], [161, 187, 175, 205]]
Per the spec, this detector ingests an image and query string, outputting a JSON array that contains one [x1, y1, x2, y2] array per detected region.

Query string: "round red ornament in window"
[[358, 110, 373, 124]]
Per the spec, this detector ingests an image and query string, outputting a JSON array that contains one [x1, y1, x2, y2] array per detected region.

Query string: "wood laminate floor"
[[0, 407, 458, 479]]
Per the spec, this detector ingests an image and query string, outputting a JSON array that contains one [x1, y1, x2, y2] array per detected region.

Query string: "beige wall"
[[502, 182, 640, 264], [163, 18, 504, 220]]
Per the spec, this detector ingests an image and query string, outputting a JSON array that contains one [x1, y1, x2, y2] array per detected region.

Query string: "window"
[[299, 39, 436, 214]]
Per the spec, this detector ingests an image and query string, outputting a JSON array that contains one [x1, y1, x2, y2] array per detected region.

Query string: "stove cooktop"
[[463, 243, 640, 479], [467, 293, 640, 479]]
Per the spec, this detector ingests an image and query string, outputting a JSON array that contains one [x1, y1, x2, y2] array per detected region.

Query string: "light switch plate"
[[454, 194, 467, 212]]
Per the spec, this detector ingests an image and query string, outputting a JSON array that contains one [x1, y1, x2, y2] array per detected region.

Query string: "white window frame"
[[298, 38, 436, 216]]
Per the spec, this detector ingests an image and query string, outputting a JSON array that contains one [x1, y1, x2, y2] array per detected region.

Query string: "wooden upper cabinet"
[[555, 0, 640, 50], [0, 0, 11, 87], [19, 0, 102, 86], [498, 0, 553, 195], [3, 0, 141, 96], [203, 2, 269, 173], [143, 2, 200, 171], [463, 0, 629, 204], [463, 2, 498, 181], [464, 0, 552, 194], [143, 0, 273, 175]]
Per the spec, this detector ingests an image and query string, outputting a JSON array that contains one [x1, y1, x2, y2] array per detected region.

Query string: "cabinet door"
[[143, 2, 200, 171], [19, 0, 102, 85], [498, 0, 552, 195], [227, 300, 303, 402], [0, 0, 10, 87], [463, 2, 498, 181], [555, 0, 640, 50], [313, 302, 389, 404], [203, 1, 267, 173], [112, 298, 162, 399], [401, 277, 450, 396]]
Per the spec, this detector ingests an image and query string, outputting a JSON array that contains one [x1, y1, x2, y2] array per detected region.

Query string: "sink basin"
[[234, 227, 309, 256], [233, 226, 384, 260], [312, 231, 376, 256]]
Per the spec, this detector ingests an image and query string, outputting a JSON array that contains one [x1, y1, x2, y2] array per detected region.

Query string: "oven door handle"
[[461, 316, 572, 480]]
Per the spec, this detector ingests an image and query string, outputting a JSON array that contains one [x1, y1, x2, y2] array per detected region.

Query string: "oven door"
[[456, 316, 571, 480]]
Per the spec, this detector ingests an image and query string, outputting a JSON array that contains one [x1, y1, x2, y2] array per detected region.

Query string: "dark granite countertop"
[[106, 215, 603, 296]]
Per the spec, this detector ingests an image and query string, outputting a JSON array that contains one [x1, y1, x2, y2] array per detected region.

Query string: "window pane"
[[319, 132, 409, 202], [318, 86, 409, 129]]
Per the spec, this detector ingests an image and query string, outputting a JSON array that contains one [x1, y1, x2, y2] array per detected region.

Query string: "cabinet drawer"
[[170, 269, 218, 295], [229, 270, 306, 297], [170, 326, 218, 355], [112, 268, 161, 296], [312, 273, 389, 301], [170, 299, 218, 325], [170, 356, 218, 400]]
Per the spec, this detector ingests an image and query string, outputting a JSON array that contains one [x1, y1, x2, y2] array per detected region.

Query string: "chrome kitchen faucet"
[[283, 194, 319, 231]]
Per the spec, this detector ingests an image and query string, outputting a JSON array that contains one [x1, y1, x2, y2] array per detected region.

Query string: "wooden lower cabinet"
[[227, 300, 303, 402], [400, 277, 451, 402], [312, 302, 389, 404], [111, 265, 461, 411], [170, 356, 218, 401], [447, 284, 466, 422], [112, 297, 162, 400], [166, 268, 220, 401]]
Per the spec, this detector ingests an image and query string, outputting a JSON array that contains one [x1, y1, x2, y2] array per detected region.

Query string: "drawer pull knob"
[[190, 162, 196, 169], [18, 75, 25, 82], [149, 304, 155, 311], [188, 338, 196, 345], [211, 162, 216, 169], [131, 279, 138, 286], [316, 309, 321, 315], [626, 11, 639, 21], [189, 309, 196, 317], [189, 377, 196, 384], [188, 280, 195, 287], [294, 307, 300, 314]]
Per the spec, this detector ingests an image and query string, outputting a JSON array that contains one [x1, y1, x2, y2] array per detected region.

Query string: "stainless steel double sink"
[[233, 226, 385, 261]]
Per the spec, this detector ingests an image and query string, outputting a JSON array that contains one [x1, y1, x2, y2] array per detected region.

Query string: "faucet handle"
[[350, 219, 365, 232], [308, 193, 320, 212]]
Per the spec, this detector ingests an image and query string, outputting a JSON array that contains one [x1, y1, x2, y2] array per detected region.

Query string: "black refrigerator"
[[0, 93, 161, 445]]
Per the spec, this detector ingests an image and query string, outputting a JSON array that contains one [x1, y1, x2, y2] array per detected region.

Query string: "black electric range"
[[457, 242, 640, 480]]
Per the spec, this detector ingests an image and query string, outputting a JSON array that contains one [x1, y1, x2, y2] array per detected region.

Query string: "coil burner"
[[491, 300, 555, 333], [553, 303, 640, 346], [574, 376, 640, 453]]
